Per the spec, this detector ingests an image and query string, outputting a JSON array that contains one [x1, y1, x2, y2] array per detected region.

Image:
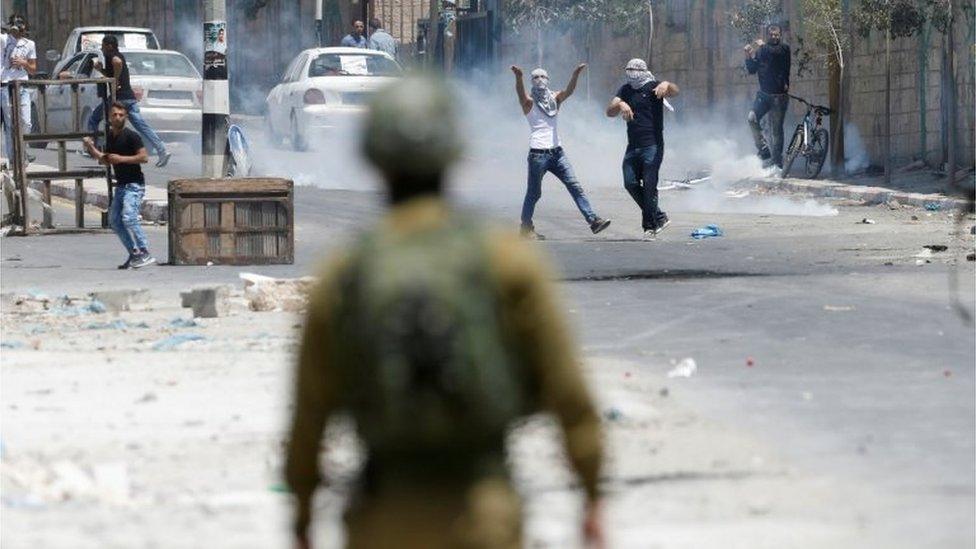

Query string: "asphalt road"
[[8, 129, 976, 547]]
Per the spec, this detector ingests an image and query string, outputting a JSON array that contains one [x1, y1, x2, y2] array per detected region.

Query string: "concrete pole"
[[203, 0, 230, 178], [315, 0, 324, 46], [884, 25, 891, 187], [946, 0, 957, 191]]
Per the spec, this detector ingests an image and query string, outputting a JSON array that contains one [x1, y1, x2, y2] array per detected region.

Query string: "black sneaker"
[[130, 253, 157, 269], [590, 217, 611, 234], [155, 151, 172, 168], [117, 254, 134, 270], [653, 214, 671, 235], [520, 225, 546, 241]]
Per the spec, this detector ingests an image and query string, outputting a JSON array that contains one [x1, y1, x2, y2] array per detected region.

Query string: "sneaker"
[[155, 151, 172, 168], [653, 214, 671, 234], [589, 217, 611, 234], [643, 229, 657, 241], [520, 225, 546, 241], [117, 254, 134, 270], [130, 253, 157, 269]]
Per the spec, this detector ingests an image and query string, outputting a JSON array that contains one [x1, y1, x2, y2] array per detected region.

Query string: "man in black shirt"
[[83, 102, 156, 269], [606, 58, 679, 240], [87, 35, 171, 167], [745, 24, 790, 167]]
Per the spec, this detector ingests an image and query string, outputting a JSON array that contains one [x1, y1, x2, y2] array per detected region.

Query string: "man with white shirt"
[[510, 64, 610, 240], [1, 14, 36, 164]]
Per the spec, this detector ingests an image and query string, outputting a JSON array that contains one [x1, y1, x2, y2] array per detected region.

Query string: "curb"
[[750, 176, 968, 210], [27, 178, 168, 222]]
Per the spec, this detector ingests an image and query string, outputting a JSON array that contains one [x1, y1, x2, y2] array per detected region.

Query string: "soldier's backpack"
[[334, 218, 531, 456]]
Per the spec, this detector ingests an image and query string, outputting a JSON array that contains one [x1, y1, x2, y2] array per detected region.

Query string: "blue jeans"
[[520, 148, 597, 227], [748, 92, 789, 166], [110, 182, 150, 253], [622, 145, 666, 230], [88, 99, 167, 156]]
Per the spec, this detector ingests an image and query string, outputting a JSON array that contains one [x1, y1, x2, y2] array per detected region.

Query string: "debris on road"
[[922, 245, 948, 253], [603, 407, 623, 421], [666, 358, 697, 378], [83, 320, 149, 331], [859, 218, 876, 224], [823, 305, 855, 312], [240, 272, 316, 312], [180, 285, 234, 318], [169, 317, 199, 328], [924, 203, 942, 211], [746, 357, 755, 367], [151, 334, 208, 351], [690, 225, 723, 239], [89, 289, 150, 313]]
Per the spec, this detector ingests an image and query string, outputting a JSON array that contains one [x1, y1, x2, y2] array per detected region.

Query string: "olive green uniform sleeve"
[[487, 231, 604, 502], [285, 256, 347, 535]]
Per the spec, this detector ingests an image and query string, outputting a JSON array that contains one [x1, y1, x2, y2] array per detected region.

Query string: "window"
[[307, 53, 402, 77], [125, 52, 199, 78], [284, 54, 308, 83], [61, 54, 85, 76]]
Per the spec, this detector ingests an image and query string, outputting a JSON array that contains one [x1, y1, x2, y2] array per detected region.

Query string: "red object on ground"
[[944, 369, 952, 377], [746, 357, 755, 367]]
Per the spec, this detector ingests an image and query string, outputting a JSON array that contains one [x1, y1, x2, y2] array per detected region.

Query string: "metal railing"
[[7, 77, 115, 234]]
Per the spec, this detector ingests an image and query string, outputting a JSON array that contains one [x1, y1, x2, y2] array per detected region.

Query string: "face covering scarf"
[[530, 69, 558, 117], [623, 59, 675, 112]]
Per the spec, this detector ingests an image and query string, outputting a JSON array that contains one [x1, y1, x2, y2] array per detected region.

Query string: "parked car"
[[265, 47, 402, 150], [35, 49, 201, 148], [47, 26, 160, 75], [27, 27, 161, 149]]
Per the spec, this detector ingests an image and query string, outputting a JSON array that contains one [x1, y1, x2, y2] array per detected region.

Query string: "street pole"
[[884, 25, 891, 187], [946, 0, 957, 192], [203, 0, 230, 178], [315, 0, 324, 46]]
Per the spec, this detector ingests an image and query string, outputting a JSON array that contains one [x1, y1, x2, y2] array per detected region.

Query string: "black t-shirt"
[[746, 44, 791, 95], [97, 52, 136, 100], [106, 127, 145, 184], [616, 81, 664, 150]]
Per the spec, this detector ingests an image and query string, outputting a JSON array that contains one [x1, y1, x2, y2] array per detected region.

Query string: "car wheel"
[[28, 102, 48, 149], [290, 111, 307, 152]]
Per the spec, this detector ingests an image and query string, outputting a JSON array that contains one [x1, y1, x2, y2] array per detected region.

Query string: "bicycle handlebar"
[[787, 94, 832, 115]]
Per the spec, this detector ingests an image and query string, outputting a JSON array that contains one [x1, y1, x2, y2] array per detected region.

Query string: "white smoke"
[[844, 122, 870, 174]]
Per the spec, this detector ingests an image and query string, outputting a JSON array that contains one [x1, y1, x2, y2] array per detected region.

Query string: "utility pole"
[[202, 0, 230, 178], [316, 0, 324, 46], [946, 0, 957, 192]]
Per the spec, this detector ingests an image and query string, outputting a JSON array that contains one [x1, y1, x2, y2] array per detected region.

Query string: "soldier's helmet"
[[361, 76, 462, 182]]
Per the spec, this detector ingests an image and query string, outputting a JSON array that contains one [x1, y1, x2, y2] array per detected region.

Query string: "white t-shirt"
[[525, 103, 560, 149], [1, 35, 36, 83]]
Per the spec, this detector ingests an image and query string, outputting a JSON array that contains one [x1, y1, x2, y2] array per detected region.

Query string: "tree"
[[728, 0, 780, 43]]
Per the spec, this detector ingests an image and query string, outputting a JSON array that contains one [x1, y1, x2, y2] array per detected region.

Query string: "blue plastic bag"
[[691, 224, 724, 239]]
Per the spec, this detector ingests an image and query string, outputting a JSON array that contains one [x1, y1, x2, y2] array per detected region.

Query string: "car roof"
[[74, 49, 190, 58], [72, 26, 155, 34]]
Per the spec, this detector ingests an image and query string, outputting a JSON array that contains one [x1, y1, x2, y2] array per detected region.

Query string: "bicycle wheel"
[[803, 128, 829, 179], [780, 126, 803, 178]]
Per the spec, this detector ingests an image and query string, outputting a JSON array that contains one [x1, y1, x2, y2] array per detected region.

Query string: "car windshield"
[[125, 52, 198, 78], [308, 53, 401, 77], [79, 32, 159, 52]]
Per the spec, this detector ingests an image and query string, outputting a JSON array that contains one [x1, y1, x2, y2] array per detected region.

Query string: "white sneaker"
[[643, 229, 657, 241]]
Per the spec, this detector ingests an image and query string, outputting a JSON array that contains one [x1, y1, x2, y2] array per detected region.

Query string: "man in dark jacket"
[[745, 24, 790, 168]]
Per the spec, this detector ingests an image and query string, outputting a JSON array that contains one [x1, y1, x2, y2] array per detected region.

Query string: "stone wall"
[[497, 0, 975, 170]]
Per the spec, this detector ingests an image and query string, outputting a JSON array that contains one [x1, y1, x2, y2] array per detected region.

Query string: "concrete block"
[[89, 289, 150, 313], [180, 285, 233, 318]]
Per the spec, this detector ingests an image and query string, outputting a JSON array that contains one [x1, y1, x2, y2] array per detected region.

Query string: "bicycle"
[[781, 95, 831, 179]]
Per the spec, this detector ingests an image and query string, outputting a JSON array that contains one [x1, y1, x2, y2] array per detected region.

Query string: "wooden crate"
[[168, 178, 294, 266]]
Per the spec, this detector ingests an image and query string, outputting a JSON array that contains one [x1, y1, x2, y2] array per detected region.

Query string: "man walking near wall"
[[745, 24, 790, 168], [340, 20, 368, 48], [606, 59, 679, 240], [286, 76, 605, 549], [368, 18, 397, 58], [1, 14, 36, 165], [88, 35, 171, 168], [511, 64, 611, 240]]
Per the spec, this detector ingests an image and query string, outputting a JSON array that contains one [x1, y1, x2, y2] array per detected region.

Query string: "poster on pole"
[[203, 21, 228, 79]]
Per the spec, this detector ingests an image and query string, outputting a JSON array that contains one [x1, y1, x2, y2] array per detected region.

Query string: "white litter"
[[666, 357, 697, 378]]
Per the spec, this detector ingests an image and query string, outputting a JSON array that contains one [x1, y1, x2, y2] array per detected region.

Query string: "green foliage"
[[797, 0, 848, 72], [728, 0, 780, 42], [853, 0, 925, 38], [503, 0, 648, 33]]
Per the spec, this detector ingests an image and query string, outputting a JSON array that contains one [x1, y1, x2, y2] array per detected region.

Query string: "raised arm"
[[556, 63, 586, 105], [653, 81, 679, 99], [510, 65, 533, 115]]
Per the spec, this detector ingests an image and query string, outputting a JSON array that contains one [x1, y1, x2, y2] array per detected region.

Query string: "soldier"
[[285, 76, 605, 549]]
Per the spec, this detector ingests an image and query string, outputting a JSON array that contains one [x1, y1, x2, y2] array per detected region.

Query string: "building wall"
[[496, 0, 975, 169]]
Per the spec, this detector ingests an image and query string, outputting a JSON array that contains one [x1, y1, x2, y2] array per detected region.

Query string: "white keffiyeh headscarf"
[[624, 58, 674, 112], [530, 68, 558, 117]]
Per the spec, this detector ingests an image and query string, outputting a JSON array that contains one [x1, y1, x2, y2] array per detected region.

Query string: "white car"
[[265, 47, 402, 150], [38, 49, 201, 147]]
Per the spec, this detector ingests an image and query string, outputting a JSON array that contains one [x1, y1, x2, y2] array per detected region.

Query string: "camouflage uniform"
[[285, 196, 603, 548]]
